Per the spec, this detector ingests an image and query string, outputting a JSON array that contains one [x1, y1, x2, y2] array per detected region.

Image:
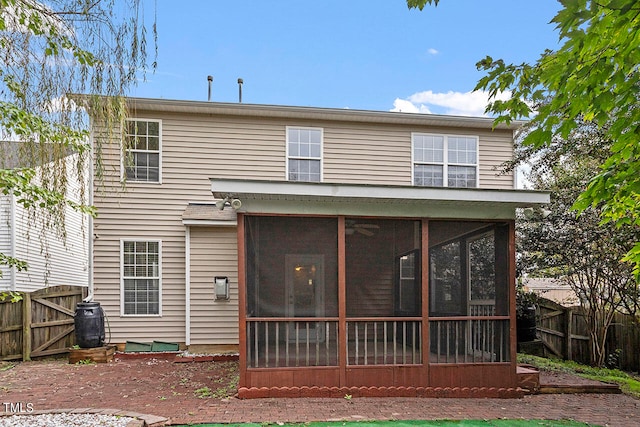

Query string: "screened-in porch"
[[238, 215, 515, 396]]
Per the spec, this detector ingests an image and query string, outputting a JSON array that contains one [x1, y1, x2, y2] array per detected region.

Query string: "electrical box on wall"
[[214, 276, 230, 301]]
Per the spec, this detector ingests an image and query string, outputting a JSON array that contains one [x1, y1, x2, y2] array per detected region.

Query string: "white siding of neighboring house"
[[1, 155, 89, 293], [91, 106, 517, 344], [0, 194, 14, 289]]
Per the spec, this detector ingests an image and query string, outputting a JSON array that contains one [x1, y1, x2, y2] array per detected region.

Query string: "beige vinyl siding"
[[93, 229, 186, 342], [477, 129, 515, 189], [93, 114, 265, 343], [91, 107, 515, 344], [322, 123, 513, 188], [323, 123, 411, 185], [162, 115, 286, 182], [97, 111, 515, 192], [189, 226, 238, 345], [93, 118, 190, 341]]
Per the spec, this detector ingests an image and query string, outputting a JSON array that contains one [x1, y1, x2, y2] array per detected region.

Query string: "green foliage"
[[0, 168, 95, 216], [0, 253, 27, 273], [408, 0, 640, 278], [194, 386, 213, 399], [516, 121, 639, 365], [518, 353, 640, 398], [0, 362, 15, 371], [0, 289, 22, 302], [0, 0, 156, 279], [515, 280, 538, 318], [406, 0, 440, 10], [193, 361, 238, 399], [173, 420, 597, 426]]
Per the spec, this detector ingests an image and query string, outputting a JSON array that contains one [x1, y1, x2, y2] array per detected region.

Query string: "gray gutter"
[[210, 178, 550, 208], [123, 97, 524, 130]]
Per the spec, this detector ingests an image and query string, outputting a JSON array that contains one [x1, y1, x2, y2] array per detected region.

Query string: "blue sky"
[[132, 1, 562, 116]]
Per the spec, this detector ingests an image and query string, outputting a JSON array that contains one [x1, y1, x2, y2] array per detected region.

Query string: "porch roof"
[[209, 178, 549, 220]]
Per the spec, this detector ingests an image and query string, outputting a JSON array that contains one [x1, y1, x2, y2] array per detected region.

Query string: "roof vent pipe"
[[238, 78, 243, 103], [207, 75, 213, 101]]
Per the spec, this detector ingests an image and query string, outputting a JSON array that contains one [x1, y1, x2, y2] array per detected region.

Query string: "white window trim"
[[411, 133, 479, 188], [285, 126, 323, 182], [121, 118, 163, 184], [120, 238, 162, 317]]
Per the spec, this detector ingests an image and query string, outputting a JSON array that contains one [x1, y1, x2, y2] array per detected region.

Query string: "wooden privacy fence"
[[536, 298, 591, 365], [1, 285, 87, 361], [605, 311, 640, 372], [534, 297, 640, 371]]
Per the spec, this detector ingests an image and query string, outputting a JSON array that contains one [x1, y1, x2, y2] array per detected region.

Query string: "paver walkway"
[[1, 358, 639, 426]]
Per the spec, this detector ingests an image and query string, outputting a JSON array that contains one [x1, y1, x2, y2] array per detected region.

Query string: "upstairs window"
[[287, 127, 322, 182], [124, 119, 161, 183], [413, 134, 478, 188]]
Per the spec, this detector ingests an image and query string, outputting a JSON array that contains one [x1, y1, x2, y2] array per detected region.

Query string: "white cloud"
[[427, 48, 439, 55], [391, 90, 511, 117], [391, 98, 432, 114]]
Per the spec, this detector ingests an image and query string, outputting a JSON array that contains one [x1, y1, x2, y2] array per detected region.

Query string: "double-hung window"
[[413, 134, 478, 188], [123, 119, 161, 183], [121, 240, 161, 316], [287, 127, 322, 182]]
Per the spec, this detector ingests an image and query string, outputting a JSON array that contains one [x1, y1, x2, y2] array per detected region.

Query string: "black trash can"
[[74, 302, 105, 348]]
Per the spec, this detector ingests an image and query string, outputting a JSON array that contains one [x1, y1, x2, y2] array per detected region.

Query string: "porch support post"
[[237, 213, 248, 387], [185, 226, 191, 346], [421, 219, 429, 370], [507, 220, 517, 367], [338, 216, 347, 386]]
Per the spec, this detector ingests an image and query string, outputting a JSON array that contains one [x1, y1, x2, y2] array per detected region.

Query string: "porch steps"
[[517, 364, 540, 393], [538, 383, 622, 394], [517, 364, 622, 395]]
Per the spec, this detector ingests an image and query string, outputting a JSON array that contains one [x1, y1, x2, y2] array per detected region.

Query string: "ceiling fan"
[[345, 220, 379, 236]]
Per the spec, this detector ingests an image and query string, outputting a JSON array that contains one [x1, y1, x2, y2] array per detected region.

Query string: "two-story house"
[[90, 97, 549, 398]]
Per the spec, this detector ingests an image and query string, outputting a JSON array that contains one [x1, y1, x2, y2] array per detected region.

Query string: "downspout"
[[85, 130, 95, 302], [185, 226, 191, 346], [512, 129, 519, 190]]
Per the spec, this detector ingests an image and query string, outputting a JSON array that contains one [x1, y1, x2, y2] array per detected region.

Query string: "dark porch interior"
[[240, 215, 514, 394]]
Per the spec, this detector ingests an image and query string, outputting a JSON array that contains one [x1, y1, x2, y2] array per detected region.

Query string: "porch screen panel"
[[345, 218, 422, 365], [428, 221, 510, 363], [244, 216, 338, 367]]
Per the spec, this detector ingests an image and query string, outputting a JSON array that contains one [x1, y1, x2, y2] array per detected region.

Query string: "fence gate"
[[0, 285, 87, 361], [535, 298, 590, 365]]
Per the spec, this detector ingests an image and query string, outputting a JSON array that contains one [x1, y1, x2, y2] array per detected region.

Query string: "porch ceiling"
[[209, 178, 550, 219]]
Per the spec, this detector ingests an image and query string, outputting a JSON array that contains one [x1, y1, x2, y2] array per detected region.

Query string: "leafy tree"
[[0, 0, 155, 299], [407, 0, 640, 277], [517, 121, 639, 366]]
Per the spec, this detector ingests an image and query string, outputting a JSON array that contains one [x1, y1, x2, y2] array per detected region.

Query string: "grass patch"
[[174, 420, 599, 427], [194, 361, 239, 399], [518, 353, 640, 398], [0, 362, 15, 372]]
